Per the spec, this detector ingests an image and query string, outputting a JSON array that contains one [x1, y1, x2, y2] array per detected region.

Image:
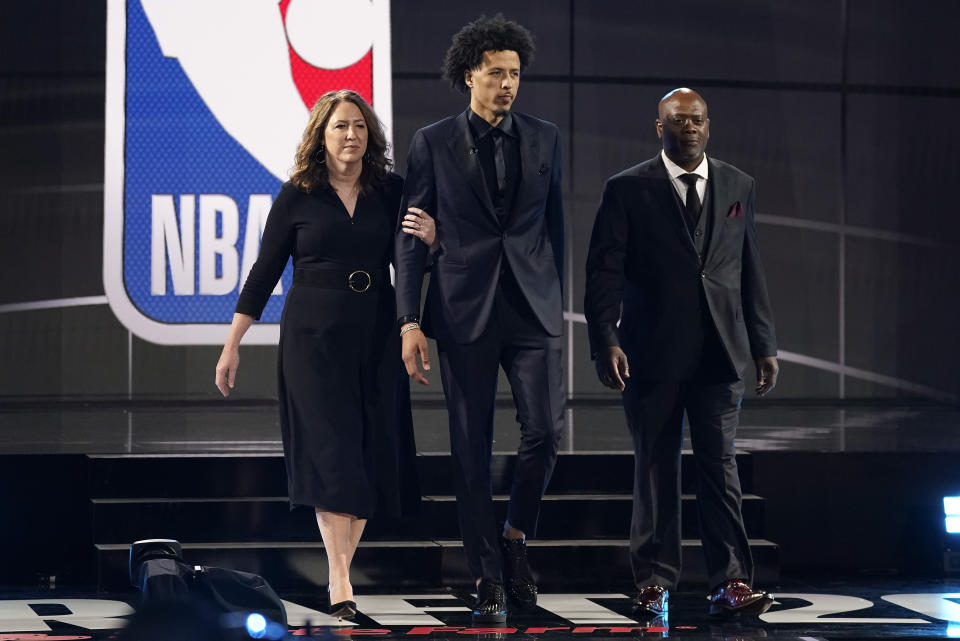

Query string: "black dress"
[[236, 173, 418, 518]]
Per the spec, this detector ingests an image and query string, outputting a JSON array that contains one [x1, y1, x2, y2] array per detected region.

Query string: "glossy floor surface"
[[1, 579, 959, 639], [1, 399, 958, 455]]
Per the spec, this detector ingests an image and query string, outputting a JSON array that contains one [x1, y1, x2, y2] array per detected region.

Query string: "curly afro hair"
[[441, 14, 536, 93]]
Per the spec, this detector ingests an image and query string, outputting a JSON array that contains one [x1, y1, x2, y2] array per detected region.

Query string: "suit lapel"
[[499, 115, 539, 227], [650, 156, 699, 259], [514, 115, 540, 189], [446, 110, 497, 222], [703, 158, 729, 266]]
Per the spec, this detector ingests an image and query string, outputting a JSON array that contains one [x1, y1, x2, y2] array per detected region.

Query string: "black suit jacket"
[[395, 109, 564, 344], [584, 154, 777, 381]]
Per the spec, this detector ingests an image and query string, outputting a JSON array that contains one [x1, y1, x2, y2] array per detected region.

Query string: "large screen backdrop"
[[0, 0, 958, 403]]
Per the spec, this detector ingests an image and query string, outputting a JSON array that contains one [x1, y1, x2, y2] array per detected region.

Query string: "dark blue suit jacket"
[[395, 109, 564, 344]]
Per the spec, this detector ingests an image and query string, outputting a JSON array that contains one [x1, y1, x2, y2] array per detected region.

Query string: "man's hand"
[[596, 345, 630, 391], [755, 356, 779, 396], [401, 325, 431, 385]]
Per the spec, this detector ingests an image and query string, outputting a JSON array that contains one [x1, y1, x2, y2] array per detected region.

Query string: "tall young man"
[[394, 14, 565, 622]]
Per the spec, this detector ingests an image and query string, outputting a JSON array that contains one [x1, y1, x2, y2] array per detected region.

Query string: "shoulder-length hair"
[[290, 90, 391, 194]]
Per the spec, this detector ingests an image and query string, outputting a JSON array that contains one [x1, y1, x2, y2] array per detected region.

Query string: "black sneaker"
[[500, 537, 537, 612], [473, 579, 507, 623]]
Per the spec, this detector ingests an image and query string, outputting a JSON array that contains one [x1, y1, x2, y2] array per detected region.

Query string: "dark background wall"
[[1, 0, 958, 402]]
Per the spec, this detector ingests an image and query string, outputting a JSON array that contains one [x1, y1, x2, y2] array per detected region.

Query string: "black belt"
[[293, 267, 383, 293]]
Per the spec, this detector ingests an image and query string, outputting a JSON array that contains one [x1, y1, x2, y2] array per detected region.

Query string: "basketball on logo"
[[104, 0, 392, 345]]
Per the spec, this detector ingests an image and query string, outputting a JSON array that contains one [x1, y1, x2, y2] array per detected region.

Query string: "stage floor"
[[1, 399, 958, 455], [1, 579, 959, 639], [2, 400, 958, 639]]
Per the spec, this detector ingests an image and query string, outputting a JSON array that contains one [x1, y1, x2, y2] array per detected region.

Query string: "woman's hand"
[[400, 207, 438, 250], [215, 313, 254, 397], [215, 345, 240, 397]]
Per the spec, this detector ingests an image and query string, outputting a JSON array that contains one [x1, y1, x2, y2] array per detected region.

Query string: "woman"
[[215, 90, 434, 619]]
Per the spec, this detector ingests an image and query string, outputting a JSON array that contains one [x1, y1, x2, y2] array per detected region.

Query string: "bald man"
[[584, 88, 779, 617]]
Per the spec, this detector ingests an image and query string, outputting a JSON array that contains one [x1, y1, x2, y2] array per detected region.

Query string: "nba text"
[[150, 193, 281, 297]]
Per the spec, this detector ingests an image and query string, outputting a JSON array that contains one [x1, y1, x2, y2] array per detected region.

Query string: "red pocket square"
[[727, 202, 743, 217]]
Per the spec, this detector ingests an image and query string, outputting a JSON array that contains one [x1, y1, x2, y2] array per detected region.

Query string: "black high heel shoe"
[[329, 599, 357, 620]]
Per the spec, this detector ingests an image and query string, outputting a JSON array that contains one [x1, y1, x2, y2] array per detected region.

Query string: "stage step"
[[91, 493, 767, 543], [89, 452, 776, 592], [87, 451, 755, 498], [96, 538, 779, 592]]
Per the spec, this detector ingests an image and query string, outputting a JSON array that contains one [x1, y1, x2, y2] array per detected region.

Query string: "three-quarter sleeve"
[[235, 183, 296, 319]]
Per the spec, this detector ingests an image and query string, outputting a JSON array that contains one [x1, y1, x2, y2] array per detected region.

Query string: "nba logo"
[[104, 0, 392, 344]]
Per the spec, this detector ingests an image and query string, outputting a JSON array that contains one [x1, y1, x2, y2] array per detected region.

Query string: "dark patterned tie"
[[678, 173, 701, 226], [490, 128, 507, 196]]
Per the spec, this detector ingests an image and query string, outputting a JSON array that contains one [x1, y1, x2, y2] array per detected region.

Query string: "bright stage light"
[[947, 623, 960, 638], [948, 516, 960, 535], [245, 612, 268, 639], [944, 497, 960, 574]]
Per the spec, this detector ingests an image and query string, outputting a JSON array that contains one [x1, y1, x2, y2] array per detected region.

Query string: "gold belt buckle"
[[348, 270, 372, 293]]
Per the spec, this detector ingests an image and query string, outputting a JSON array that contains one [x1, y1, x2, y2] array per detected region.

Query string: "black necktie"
[[490, 128, 507, 195], [678, 173, 701, 226]]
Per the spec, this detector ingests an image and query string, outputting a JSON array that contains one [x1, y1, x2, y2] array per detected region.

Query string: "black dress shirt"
[[468, 109, 520, 222]]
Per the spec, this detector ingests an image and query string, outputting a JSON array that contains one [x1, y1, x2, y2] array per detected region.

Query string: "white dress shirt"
[[661, 149, 708, 207]]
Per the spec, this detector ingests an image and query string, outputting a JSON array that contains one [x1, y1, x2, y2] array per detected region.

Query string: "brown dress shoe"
[[707, 579, 773, 616], [633, 585, 669, 616]]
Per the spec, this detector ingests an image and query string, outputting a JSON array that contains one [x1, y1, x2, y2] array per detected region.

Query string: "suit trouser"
[[436, 276, 564, 582], [622, 331, 753, 590]]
